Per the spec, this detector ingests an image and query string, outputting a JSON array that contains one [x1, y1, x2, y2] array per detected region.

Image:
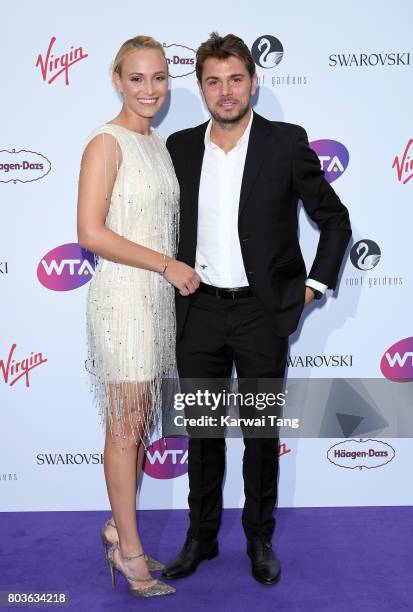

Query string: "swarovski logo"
[[329, 53, 410, 67]]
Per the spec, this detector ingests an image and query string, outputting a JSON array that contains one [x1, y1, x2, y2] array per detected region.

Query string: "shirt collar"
[[204, 109, 254, 151]]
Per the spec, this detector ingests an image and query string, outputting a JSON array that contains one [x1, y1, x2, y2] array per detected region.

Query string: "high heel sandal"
[[100, 519, 164, 571], [107, 543, 176, 598]]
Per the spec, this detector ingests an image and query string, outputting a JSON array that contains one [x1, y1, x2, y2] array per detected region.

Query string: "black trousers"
[[176, 290, 288, 542]]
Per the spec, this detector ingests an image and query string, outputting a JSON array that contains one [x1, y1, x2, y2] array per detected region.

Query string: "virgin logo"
[[392, 139, 413, 184], [143, 437, 188, 479], [278, 442, 291, 457], [36, 36, 88, 85], [37, 243, 96, 291], [380, 337, 413, 382], [1, 343, 47, 388]]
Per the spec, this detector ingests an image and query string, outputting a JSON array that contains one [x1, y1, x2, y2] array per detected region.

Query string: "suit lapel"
[[185, 123, 207, 247], [238, 112, 272, 217]]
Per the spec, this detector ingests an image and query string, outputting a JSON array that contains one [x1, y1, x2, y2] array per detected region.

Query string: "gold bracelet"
[[160, 254, 169, 275]]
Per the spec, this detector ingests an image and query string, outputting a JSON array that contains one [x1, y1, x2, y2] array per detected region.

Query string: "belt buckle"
[[230, 290, 236, 300], [215, 287, 221, 299]]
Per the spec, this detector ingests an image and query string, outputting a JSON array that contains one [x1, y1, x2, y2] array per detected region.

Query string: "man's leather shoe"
[[247, 539, 281, 585], [162, 537, 218, 579]]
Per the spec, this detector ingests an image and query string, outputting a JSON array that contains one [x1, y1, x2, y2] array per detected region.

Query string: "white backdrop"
[[1, 0, 412, 511]]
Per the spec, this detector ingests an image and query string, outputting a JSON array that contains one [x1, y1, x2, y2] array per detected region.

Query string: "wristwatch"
[[307, 286, 323, 300]]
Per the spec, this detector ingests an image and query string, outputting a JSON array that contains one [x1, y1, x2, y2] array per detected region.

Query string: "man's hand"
[[304, 286, 315, 307]]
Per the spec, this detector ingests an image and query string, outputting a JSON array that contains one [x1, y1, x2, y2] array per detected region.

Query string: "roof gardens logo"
[[350, 240, 381, 271], [251, 36, 284, 68]]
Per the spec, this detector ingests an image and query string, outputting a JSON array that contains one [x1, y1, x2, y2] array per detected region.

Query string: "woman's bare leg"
[[103, 383, 155, 587], [104, 427, 146, 544]]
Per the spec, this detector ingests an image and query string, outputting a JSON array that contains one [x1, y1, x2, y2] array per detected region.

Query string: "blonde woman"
[[77, 36, 200, 598]]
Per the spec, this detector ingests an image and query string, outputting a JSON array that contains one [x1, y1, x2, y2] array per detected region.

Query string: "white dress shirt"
[[195, 111, 327, 294]]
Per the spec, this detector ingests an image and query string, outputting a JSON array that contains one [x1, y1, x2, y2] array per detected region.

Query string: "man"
[[162, 33, 351, 585]]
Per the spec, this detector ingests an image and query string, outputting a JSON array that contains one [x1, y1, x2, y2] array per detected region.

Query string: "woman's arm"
[[77, 133, 200, 295]]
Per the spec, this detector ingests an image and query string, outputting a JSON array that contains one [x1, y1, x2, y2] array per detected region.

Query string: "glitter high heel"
[[107, 543, 176, 598], [100, 519, 165, 571]]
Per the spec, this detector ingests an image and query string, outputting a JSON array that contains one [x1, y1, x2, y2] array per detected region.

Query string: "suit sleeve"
[[166, 134, 174, 156], [166, 133, 180, 178], [292, 126, 352, 290]]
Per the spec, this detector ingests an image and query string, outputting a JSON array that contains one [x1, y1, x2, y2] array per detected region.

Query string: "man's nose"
[[221, 80, 232, 97]]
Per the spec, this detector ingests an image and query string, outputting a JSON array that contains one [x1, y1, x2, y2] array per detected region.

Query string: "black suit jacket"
[[166, 112, 351, 338]]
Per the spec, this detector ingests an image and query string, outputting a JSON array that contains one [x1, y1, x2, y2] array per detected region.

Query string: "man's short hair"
[[196, 32, 256, 82]]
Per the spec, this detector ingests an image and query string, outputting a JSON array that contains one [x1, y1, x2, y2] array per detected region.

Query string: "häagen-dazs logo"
[[350, 240, 381, 270], [1, 343, 47, 388], [36, 36, 88, 85], [0, 149, 51, 184], [143, 437, 188, 479], [163, 43, 195, 78], [380, 337, 413, 382], [392, 139, 413, 185], [327, 439, 395, 469], [251, 36, 284, 69], [310, 140, 349, 183], [37, 243, 96, 291]]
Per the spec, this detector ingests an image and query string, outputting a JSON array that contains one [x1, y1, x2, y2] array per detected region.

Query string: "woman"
[[77, 35, 200, 598]]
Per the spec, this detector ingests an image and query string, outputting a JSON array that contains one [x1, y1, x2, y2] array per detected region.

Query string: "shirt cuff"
[[305, 278, 328, 295]]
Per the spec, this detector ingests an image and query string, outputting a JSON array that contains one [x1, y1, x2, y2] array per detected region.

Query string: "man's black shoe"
[[247, 539, 281, 585], [162, 537, 219, 579]]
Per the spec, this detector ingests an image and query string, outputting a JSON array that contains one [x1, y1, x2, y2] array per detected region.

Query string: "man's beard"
[[209, 99, 250, 126]]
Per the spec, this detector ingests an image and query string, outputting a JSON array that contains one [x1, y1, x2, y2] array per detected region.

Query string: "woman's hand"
[[163, 259, 201, 296]]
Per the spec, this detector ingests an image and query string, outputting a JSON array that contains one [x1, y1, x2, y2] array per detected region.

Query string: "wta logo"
[[380, 337, 413, 382], [310, 140, 349, 183], [37, 243, 96, 291], [143, 437, 188, 479]]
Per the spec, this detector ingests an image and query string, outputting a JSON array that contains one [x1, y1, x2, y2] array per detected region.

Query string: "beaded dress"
[[83, 123, 179, 444]]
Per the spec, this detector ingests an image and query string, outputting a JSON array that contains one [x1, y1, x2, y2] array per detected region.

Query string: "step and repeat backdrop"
[[1, 1, 412, 511]]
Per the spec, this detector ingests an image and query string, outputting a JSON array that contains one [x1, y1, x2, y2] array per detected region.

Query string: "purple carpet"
[[1, 507, 412, 611]]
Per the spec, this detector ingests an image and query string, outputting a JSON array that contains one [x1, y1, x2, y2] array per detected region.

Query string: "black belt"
[[198, 282, 253, 299]]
